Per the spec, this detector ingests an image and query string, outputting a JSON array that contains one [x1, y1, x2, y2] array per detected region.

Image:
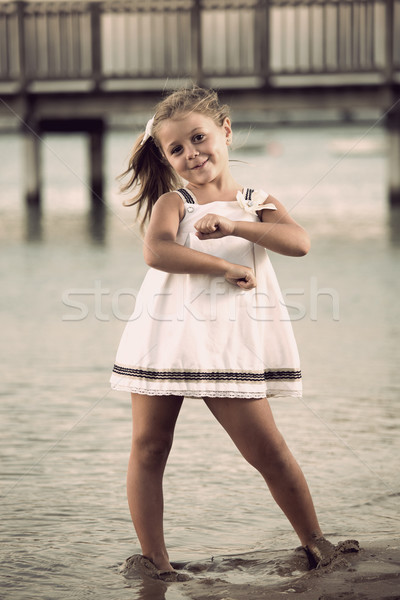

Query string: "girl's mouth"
[[191, 158, 208, 170]]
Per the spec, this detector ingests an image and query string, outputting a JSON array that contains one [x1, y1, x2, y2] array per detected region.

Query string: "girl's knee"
[[244, 433, 291, 476], [131, 434, 173, 468]]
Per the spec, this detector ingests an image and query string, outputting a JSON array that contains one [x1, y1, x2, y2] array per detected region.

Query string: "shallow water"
[[0, 122, 399, 599]]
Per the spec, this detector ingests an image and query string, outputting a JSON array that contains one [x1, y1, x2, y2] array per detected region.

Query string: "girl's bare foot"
[[304, 536, 336, 568], [304, 536, 360, 569], [121, 554, 191, 582]]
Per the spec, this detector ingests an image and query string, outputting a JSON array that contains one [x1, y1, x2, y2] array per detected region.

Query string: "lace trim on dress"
[[110, 381, 302, 399]]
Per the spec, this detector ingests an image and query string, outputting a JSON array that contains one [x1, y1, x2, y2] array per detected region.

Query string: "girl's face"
[[157, 112, 232, 185]]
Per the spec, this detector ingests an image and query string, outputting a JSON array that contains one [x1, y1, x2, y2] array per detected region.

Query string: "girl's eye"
[[171, 145, 182, 155], [193, 134, 204, 143]]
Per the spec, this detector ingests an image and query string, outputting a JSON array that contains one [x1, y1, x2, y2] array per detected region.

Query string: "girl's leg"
[[203, 396, 323, 547], [127, 393, 183, 571]]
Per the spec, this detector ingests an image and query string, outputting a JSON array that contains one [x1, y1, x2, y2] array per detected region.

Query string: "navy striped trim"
[[112, 364, 301, 382], [176, 188, 196, 204], [245, 188, 254, 201]]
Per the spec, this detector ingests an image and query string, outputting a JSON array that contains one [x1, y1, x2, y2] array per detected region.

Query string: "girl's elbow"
[[144, 236, 176, 268], [296, 231, 311, 256], [143, 245, 160, 268], [302, 239, 311, 256]]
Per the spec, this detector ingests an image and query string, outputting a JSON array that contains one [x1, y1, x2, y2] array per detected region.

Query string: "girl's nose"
[[187, 146, 199, 159]]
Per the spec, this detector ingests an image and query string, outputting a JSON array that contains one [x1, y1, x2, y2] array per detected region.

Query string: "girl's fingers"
[[194, 214, 234, 237], [195, 217, 218, 233], [225, 266, 257, 290], [237, 274, 256, 290], [195, 230, 223, 239]]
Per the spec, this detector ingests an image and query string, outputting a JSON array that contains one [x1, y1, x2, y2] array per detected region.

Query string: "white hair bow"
[[141, 115, 155, 146]]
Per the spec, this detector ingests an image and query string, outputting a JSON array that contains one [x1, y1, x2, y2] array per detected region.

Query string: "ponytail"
[[118, 132, 181, 232]]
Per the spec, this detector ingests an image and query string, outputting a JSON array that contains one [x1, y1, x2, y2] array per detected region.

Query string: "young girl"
[[110, 87, 339, 580]]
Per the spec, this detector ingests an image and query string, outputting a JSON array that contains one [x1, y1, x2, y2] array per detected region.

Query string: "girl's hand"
[[194, 213, 235, 239], [224, 263, 257, 290]]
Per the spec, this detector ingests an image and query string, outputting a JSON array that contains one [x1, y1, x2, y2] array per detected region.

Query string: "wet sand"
[[121, 541, 400, 600]]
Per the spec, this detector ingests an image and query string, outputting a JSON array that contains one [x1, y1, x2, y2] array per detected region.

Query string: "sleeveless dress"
[[110, 188, 302, 399]]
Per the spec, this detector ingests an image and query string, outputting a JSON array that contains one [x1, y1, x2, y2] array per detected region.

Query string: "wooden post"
[[191, 0, 203, 86], [16, 0, 27, 92], [258, 0, 270, 87], [387, 106, 400, 207], [385, 0, 394, 84], [90, 1, 102, 91]]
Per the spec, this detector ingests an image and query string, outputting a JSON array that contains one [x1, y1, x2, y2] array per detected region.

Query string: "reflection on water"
[[1, 124, 399, 600], [87, 203, 107, 244], [25, 204, 42, 242], [120, 547, 311, 599], [24, 204, 107, 244], [23, 200, 400, 247], [389, 205, 400, 246]]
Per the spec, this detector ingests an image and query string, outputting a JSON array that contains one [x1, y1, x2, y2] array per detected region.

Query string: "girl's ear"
[[223, 117, 233, 145]]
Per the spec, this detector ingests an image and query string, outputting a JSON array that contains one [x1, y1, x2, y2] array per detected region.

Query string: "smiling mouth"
[[191, 159, 208, 170]]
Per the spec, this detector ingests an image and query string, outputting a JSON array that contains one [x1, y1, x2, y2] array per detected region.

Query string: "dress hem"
[[110, 383, 302, 399]]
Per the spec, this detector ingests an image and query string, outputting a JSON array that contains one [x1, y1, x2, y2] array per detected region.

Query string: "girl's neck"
[[186, 174, 242, 204]]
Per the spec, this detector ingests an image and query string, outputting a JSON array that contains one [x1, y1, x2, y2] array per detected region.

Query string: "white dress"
[[110, 188, 302, 399]]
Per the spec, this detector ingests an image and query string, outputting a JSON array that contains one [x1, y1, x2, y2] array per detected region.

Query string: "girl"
[[110, 87, 337, 580]]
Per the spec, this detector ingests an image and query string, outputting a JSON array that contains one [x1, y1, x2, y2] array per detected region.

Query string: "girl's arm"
[[195, 196, 310, 257], [143, 192, 257, 289]]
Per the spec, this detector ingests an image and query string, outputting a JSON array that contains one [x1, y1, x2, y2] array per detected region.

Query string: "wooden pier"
[[1, 0, 400, 213]]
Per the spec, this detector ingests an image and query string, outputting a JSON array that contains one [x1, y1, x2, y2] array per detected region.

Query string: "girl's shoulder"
[[152, 190, 186, 220], [157, 190, 185, 206]]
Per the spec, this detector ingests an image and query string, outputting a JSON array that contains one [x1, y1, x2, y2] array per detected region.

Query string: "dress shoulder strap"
[[244, 188, 254, 202], [175, 188, 196, 204]]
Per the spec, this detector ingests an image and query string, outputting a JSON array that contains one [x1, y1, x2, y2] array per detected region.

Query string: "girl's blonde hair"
[[119, 86, 230, 229]]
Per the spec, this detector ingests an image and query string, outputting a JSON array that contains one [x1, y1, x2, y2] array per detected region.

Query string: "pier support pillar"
[[387, 106, 400, 207], [38, 117, 105, 208]]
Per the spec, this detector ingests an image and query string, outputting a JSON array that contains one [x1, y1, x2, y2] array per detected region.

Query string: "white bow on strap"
[[236, 189, 277, 215]]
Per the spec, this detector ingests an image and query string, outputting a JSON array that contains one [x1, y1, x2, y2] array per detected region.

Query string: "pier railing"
[[0, 0, 399, 91]]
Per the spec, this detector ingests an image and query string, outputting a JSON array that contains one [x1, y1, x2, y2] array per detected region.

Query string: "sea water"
[[0, 122, 399, 599]]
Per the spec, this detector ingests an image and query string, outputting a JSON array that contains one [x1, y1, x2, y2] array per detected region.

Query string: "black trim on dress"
[[112, 364, 301, 382], [176, 188, 196, 204]]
